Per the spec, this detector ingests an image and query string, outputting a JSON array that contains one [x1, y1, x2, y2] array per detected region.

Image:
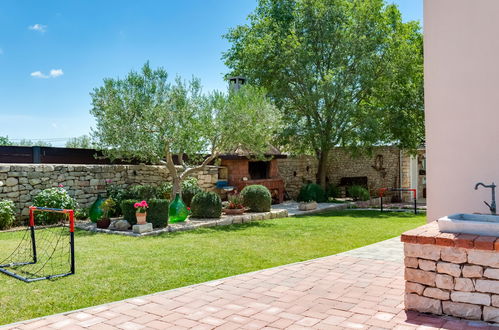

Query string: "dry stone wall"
[[402, 222, 499, 323], [0, 164, 219, 219]]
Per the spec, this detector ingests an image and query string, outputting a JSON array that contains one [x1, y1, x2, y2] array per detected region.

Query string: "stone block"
[[405, 268, 436, 286], [404, 243, 441, 261], [405, 282, 425, 295], [484, 268, 499, 280], [5, 178, 18, 186], [475, 279, 499, 294], [451, 291, 490, 305], [468, 250, 499, 268], [132, 223, 153, 234], [454, 278, 475, 292], [405, 293, 442, 314], [419, 259, 436, 272], [442, 301, 481, 320], [483, 306, 499, 322], [462, 265, 483, 278], [436, 262, 461, 277], [440, 247, 467, 264], [492, 295, 499, 307], [435, 274, 454, 290], [423, 287, 450, 300], [404, 257, 419, 268]]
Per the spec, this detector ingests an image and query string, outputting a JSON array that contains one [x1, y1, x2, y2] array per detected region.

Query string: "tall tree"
[[223, 0, 424, 187], [90, 63, 280, 195]]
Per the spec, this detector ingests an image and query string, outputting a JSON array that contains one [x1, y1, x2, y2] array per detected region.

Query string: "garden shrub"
[[297, 183, 327, 203], [347, 185, 370, 201], [190, 191, 222, 218], [75, 208, 89, 220], [121, 199, 169, 227], [181, 178, 203, 207], [0, 200, 15, 230], [121, 200, 138, 225], [106, 185, 134, 216], [33, 187, 78, 225], [146, 199, 169, 228], [326, 184, 340, 199], [241, 185, 272, 212]]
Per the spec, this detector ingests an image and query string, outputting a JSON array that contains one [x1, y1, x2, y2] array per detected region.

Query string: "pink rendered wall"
[[425, 0, 499, 221]]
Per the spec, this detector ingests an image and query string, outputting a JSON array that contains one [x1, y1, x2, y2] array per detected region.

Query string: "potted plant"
[[298, 200, 318, 211], [223, 194, 246, 215], [134, 200, 149, 225], [97, 198, 116, 229]]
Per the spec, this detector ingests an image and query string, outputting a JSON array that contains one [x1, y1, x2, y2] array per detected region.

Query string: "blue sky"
[[0, 0, 422, 146]]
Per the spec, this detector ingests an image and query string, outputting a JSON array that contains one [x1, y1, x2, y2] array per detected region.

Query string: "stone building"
[[277, 146, 426, 202]]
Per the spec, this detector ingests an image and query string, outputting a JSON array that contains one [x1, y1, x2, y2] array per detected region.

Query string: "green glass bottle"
[[169, 193, 188, 223], [89, 195, 105, 223]]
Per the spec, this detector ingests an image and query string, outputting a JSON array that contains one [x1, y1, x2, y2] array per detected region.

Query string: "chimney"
[[228, 76, 246, 92]]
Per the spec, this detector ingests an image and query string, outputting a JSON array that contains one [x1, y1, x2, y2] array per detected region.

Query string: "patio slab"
[[2, 238, 493, 329]]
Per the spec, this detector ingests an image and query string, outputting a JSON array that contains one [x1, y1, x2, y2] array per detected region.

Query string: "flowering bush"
[[134, 200, 149, 213], [101, 198, 116, 219], [33, 186, 78, 225], [0, 200, 15, 230]]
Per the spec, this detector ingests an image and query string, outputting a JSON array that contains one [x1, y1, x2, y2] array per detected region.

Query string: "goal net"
[[0, 206, 75, 282]]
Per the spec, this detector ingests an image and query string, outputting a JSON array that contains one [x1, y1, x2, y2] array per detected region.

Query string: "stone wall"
[[402, 223, 499, 323], [277, 156, 318, 199], [0, 164, 219, 219], [277, 147, 416, 200]]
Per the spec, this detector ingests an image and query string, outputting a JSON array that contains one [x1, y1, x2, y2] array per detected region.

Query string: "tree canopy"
[[90, 62, 280, 195], [223, 0, 424, 186]]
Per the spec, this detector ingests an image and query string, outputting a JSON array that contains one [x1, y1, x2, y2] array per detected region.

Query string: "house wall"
[[425, 0, 499, 221]]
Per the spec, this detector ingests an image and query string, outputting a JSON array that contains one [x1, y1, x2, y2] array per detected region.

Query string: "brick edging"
[[401, 222, 499, 251]]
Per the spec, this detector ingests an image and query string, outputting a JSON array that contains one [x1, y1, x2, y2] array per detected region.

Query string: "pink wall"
[[425, 0, 499, 221]]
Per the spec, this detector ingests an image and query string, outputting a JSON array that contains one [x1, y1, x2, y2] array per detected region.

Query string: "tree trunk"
[[172, 176, 182, 198], [317, 149, 329, 189]]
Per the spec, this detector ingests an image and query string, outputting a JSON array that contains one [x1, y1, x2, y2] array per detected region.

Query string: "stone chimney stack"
[[228, 76, 246, 92]]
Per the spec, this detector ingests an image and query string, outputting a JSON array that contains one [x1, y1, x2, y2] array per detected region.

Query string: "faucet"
[[475, 182, 497, 215]]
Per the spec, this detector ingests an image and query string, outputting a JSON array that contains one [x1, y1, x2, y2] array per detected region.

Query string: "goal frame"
[[0, 206, 75, 282]]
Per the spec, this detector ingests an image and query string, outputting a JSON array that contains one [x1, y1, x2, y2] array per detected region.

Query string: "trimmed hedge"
[[190, 192, 222, 218], [297, 183, 327, 203], [146, 199, 169, 228], [241, 185, 271, 212], [121, 199, 169, 228]]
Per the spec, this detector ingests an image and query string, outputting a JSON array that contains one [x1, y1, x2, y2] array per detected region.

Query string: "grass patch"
[[0, 210, 425, 325]]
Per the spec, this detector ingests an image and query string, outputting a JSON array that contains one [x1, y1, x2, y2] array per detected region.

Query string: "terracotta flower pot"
[[223, 208, 245, 215], [136, 212, 147, 225]]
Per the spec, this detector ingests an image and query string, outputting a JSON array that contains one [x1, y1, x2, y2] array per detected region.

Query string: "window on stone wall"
[[248, 161, 270, 180]]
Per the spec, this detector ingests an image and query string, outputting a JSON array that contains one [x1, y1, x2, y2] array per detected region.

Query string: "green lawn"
[[0, 210, 425, 325]]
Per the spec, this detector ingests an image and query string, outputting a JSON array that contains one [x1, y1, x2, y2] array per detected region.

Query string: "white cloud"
[[49, 69, 63, 77], [31, 71, 48, 78], [30, 69, 64, 79], [28, 24, 47, 33]]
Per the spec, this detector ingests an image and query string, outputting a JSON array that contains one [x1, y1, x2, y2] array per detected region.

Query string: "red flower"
[[58, 184, 64, 188]]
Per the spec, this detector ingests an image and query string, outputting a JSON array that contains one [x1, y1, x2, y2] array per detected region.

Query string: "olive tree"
[[90, 63, 280, 196]]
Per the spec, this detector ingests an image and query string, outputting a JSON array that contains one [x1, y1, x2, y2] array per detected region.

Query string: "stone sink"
[[438, 213, 499, 236]]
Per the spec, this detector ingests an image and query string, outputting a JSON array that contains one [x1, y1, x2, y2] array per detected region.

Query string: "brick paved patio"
[[2, 238, 496, 329]]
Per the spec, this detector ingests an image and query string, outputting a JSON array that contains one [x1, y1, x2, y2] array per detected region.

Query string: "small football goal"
[[0, 206, 75, 282]]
